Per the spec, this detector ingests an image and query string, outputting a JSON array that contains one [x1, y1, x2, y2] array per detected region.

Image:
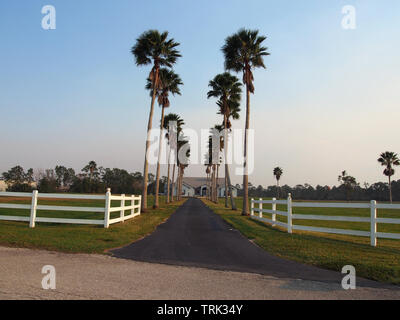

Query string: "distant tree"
[[338, 170, 359, 201], [378, 151, 400, 203], [3, 166, 28, 184], [2, 166, 34, 192], [102, 168, 136, 194], [64, 168, 76, 187], [82, 161, 99, 181], [273, 167, 283, 198], [55, 165, 74, 188], [131, 171, 144, 194], [38, 177, 58, 193]]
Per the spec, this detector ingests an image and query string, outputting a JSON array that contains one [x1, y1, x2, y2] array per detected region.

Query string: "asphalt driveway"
[[112, 198, 392, 288]]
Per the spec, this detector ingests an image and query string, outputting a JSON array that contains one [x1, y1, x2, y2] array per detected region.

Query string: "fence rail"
[[0, 188, 141, 228], [250, 195, 400, 247]]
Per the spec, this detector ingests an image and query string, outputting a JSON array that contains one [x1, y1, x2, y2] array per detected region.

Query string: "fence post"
[[131, 195, 135, 216], [138, 195, 142, 215], [370, 200, 377, 247], [104, 188, 111, 228], [120, 194, 125, 223], [29, 190, 38, 228], [287, 193, 293, 234], [259, 198, 263, 218], [250, 198, 254, 216], [272, 197, 277, 227]]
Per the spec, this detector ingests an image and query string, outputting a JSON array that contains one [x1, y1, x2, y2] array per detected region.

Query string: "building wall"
[[182, 184, 195, 197], [0, 181, 37, 192], [218, 187, 237, 198], [169, 183, 237, 198], [170, 184, 195, 197]]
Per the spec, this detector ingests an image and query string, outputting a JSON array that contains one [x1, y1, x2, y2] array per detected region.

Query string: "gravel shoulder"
[[1, 246, 400, 300]]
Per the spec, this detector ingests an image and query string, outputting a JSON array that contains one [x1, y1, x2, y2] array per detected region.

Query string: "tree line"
[[245, 152, 400, 202], [240, 179, 400, 202], [2, 161, 399, 202], [1, 162, 168, 195]]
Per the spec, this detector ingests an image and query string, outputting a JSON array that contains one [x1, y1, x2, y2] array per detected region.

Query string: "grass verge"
[[0, 195, 184, 254], [203, 198, 400, 284]]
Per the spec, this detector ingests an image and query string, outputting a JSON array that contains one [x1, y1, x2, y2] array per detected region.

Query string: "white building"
[[0, 179, 37, 192], [0, 179, 6, 192], [168, 177, 238, 198]]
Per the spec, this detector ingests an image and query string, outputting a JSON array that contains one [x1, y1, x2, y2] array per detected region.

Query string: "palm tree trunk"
[[177, 166, 181, 201], [154, 106, 165, 209], [142, 73, 158, 212], [223, 115, 229, 208], [213, 166, 216, 202], [209, 172, 211, 200], [226, 166, 237, 210], [171, 163, 176, 202], [166, 148, 171, 204], [216, 164, 220, 203], [178, 168, 181, 200], [276, 180, 279, 199], [389, 176, 392, 203], [179, 167, 183, 200], [211, 166, 215, 202], [242, 85, 250, 215], [224, 116, 237, 210], [206, 173, 209, 198]]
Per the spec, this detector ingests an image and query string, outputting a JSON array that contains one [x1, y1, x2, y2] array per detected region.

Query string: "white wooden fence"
[[0, 188, 141, 228], [251, 194, 400, 247]]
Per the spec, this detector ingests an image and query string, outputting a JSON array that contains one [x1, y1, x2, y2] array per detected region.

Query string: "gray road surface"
[[1, 246, 400, 300]]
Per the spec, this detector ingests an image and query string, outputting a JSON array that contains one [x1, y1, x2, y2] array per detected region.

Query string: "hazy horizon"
[[1, 0, 399, 188]]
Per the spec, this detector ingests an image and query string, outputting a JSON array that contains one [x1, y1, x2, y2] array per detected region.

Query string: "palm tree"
[[207, 72, 242, 209], [378, 152, 400, 203], [222, 28, 269, 215], [147, 69, 183, 208], [273, 167, 283, 199], [132, 30, 181, 212], [163, 113, 184, 203]]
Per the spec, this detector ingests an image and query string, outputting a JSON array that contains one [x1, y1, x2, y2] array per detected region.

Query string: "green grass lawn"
[[0, 195, 184, 254], [203, 197, 400, 284]]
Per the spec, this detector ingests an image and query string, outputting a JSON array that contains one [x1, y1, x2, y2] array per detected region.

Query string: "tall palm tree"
[[273, 167, 283, 199], [222, 29, 269, 215], [163, 113, 184, 203], [147, 69, 183, 208], [207, 72, 242, 209], [378, 152, 400, 203], [132, 30, 181, 211]]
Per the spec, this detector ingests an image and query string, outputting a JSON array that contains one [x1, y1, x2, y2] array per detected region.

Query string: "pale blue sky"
[[1, 0, 399, 187]]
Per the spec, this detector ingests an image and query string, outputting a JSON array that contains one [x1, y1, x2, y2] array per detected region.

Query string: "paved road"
[[1, 246, 400, 300], [112, 198, 394, 288]]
